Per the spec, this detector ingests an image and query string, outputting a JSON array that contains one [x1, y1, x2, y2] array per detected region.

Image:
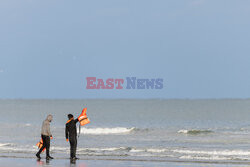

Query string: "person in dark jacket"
[[65, 114, 79, 159], [36, 115, 54, 160]]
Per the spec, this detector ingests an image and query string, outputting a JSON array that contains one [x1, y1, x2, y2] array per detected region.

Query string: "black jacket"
[[65, 119, 79, 140]]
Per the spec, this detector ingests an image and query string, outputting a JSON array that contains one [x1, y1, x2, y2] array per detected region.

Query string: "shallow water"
[[1, 99, 250, 165]]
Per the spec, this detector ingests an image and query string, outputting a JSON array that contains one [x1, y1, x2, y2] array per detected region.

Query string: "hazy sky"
[[0, 0, 250, 99]]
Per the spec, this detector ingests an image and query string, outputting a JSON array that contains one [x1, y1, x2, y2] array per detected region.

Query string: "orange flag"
[[36, 139, 45, 152], [78, 108, 90, 126]]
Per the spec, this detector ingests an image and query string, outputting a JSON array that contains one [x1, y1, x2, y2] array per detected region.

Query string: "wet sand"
[[0, 157, 249, 167]]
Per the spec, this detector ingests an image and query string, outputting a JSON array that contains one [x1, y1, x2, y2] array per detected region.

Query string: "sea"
[[1, 99, 250, 166]]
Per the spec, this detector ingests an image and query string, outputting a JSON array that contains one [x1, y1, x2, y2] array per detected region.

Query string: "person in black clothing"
[[65, 114, 79, 159]]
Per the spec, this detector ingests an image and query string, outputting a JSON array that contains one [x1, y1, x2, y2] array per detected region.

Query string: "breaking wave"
[[80, 127, 135, 135], [178, 129, 213, 135], [2, 143, 250, 161], [0, 143, 13, 147]]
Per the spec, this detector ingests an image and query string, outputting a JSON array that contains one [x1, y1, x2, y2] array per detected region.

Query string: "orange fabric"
[[66, 139, 69, 142], [79, 117, 90, 126], [78, 108, 90, 126], [36, 139, 45, 152], [66, 120, 71, 124]]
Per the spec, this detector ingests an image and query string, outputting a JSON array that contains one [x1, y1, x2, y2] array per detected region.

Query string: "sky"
[[0, 0, 250, 99]]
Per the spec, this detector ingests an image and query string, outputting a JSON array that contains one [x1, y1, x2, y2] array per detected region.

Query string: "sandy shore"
[[0, 157, 249, 167]]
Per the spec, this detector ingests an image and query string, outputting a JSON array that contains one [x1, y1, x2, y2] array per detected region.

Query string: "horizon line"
[[0, 98, 250, 100]]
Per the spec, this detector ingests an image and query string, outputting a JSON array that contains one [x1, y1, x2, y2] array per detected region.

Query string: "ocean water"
[[1, 99, 250, 165]]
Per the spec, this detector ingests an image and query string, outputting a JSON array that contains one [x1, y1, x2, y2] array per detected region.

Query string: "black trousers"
[[69, 137, 77, 158], [37, 135, 50, 156]]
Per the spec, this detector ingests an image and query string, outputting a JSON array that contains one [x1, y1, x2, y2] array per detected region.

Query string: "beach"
[[1, 157, 250, 167], [1, 99, 250, 166]]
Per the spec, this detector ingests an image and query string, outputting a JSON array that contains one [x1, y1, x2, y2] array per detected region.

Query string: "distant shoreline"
[[0, 98, 250, 100]]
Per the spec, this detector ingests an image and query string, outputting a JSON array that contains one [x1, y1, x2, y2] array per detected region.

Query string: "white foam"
[[99, 147, 124, 151], [147, 148, 167, 153], [82, 147, 125, 151], [25, 123, 31, 126], [178, 129, 189, 133], [80, 127, 135, 135], [50, 146, 69, 151], [180, 155, 231, 161], [2, 143, 250, 161], [172, 149, 250, 156], [0, 146, 35, 153], [0, 143, 12, 147], [130, 148, 144, 153], [178, 129, 213, 134]]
